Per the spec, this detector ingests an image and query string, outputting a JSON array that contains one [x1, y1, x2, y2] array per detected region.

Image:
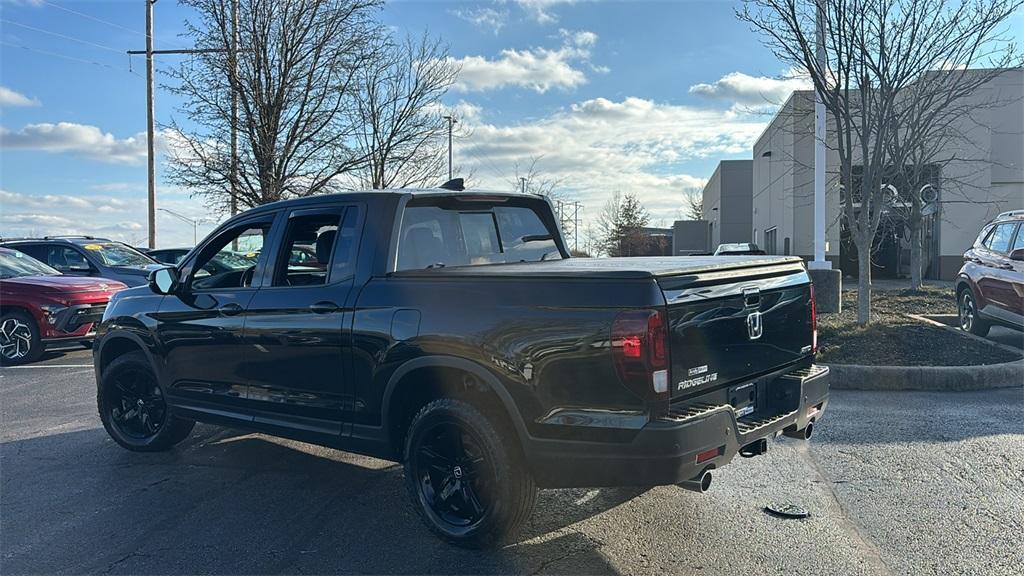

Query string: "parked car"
[[0, 247, 126, 365], [714, 242, 767, 256], [0, 236, 162, 287], [93, 188, 828, 547], [148, 247, 256, 275], [956, 210, 1024, 336]]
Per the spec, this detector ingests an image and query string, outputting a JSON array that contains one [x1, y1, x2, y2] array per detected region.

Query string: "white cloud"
[[689, 69, 811, 109], [516, 0, 575, 24], [0, 86, 40, 107], [450, 6, 509, 34], [0, 188, 221, 247], [455, 96, 767, 225], [0, 122, 150, 164], [449, 29, 602, 93]]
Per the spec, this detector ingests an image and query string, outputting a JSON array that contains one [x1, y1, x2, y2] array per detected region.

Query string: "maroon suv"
[[0, 247, 125, 365], [956, 210, 1024, 336]]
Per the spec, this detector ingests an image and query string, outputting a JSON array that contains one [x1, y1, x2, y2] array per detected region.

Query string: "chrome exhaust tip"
[[783, 421, 814, 440], [678, 469, 713, 493]]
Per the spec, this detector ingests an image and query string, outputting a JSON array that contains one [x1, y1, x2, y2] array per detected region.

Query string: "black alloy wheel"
[[106, 365, 167, 440], [98, 351, 195, 451], [412, 421, 492, 531], [403, 398, 536, 548]]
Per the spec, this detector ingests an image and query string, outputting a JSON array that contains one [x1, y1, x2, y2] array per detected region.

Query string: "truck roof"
[[239, 188, 543, 215], [393, 255, 806, 280]]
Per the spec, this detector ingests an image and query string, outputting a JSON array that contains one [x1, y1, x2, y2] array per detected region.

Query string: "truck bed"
[[391, 255, 805, 280]]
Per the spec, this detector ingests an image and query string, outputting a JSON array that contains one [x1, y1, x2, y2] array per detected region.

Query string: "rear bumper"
[[526, 364, 829, 488]]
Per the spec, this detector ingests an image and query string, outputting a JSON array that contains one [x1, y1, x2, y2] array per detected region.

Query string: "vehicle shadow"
[[0, 425, 623, 575]]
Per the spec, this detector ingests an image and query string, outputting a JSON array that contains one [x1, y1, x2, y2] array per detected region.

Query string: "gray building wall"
[[749, 69, 1023, 278], [701, 159, 753, 250], [672, 220, 711, 254]]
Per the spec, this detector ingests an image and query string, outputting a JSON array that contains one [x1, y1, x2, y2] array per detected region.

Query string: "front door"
[[156, 216, 276, 420], [242, 205, 363, 436]]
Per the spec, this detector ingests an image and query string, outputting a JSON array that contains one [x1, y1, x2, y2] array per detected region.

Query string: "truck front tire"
[[403, 398, 536, 548], [98, 351, 195, 452]]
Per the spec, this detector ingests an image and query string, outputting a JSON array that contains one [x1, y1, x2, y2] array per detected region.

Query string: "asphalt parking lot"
[[2, 348, 1022, 575]]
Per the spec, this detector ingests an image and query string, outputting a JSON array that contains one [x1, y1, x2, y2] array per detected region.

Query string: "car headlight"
[[38, 304, 68, 325]]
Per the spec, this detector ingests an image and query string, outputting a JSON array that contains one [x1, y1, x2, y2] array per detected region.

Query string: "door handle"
[[218, 303, 244, 316], [309, 301, 340, 314]]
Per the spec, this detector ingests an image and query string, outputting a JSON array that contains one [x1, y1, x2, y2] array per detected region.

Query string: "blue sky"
[[4, 0, 1014, 246]]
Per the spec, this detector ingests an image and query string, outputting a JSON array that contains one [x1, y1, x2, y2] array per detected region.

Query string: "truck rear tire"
[[403, 398, 536, 548]]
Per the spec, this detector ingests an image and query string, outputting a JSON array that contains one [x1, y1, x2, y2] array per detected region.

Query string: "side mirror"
[[1010, 249, 1024, 262], [148, 266, 180, 295]]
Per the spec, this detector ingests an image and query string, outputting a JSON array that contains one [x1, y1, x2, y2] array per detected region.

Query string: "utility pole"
[[519, 177, 527, 194], [443, 115, 457, 180], [130, 0, 239, 247], [145, 0, 156, 249]]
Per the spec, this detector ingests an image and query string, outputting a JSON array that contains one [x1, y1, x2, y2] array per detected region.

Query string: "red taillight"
[[810, 283, 818, 354], [612, 309, 670, 400]]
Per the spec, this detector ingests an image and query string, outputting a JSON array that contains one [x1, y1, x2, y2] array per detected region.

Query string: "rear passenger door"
[[977, 222, 1019, 318], [242, 205, 363, 436]]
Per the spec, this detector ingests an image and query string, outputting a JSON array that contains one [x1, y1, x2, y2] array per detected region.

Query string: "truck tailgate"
[[658, 261, 813, 399]]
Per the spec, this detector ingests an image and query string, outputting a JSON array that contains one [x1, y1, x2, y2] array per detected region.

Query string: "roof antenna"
[[439, 178, 465, 191]]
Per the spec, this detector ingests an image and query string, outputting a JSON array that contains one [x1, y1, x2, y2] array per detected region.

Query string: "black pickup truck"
[[93, 188, 828, 546]]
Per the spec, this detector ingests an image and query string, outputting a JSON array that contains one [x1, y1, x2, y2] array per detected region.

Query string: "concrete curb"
[[824, 360, 1024, 391]]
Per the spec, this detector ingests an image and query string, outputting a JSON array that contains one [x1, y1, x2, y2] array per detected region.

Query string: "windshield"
[[0, 249, 61, 279], [396, 201, 562, 270], [81, 242, 156, 267]]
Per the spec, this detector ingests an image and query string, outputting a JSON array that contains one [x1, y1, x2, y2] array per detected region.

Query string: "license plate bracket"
[[729, 382, 757, 418]]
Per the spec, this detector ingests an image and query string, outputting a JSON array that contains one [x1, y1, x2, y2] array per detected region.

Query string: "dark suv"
[[0, 236, 161, 287], [956, 210, 1024, 336]]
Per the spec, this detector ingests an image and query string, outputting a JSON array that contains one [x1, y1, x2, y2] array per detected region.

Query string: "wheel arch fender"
[[95, 328, 158, 378], [382, 355, 530, 450]]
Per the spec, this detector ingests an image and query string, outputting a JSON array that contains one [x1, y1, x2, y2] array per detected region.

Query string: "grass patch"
[[817, 286, 1021, 366]]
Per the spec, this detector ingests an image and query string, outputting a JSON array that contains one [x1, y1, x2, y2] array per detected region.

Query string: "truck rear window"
[[397, 203, 561, 270]]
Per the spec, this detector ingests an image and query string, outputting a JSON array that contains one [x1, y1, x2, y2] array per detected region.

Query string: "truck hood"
[[1, 275, 128, 294], [392, 256, 805, 280]]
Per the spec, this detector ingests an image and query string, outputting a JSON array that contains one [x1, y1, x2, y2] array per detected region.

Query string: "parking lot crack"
[[797, 444, 894, 576]]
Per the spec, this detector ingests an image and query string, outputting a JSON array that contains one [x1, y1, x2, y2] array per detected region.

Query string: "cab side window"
[[1013, 226, 1024, 251], [190, 223, 270, 290], [272, 207, 359, 287]]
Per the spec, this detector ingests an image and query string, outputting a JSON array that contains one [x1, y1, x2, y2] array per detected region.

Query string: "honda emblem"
[[747, 311, 763, 340]]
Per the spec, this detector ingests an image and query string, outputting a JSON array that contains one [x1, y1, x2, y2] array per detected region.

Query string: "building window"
[[765, 227, 777, 255]]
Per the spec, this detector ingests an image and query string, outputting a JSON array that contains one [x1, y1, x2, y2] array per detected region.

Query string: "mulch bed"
[[816, 286, 1022, 366]]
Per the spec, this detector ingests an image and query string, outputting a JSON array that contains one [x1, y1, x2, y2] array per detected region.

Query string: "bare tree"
[[683, 187, 704, 220], [740, 0, 1022, 325], [886, 68, 1021, 289], [510, 156, 563, 198], [352, 33, 460, 189], [166, 0, 380, 212]]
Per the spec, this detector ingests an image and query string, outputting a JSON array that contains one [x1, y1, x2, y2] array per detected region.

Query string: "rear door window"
[[396, 201, 560, 271], [984, 223, 1017, 254]]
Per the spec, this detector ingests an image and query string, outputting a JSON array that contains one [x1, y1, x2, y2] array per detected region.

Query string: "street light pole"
[[810, 0, 829, 271], [158, 208, 204, 245]]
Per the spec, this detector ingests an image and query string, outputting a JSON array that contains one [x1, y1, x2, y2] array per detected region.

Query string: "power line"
[[0, 41, 143, 79], [1, 18, 125, 54], [39, 0, 149, 40]]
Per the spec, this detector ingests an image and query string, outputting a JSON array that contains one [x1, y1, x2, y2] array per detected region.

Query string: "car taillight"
[[612, 309, 670, 400], [810, 283, 818, 355]]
